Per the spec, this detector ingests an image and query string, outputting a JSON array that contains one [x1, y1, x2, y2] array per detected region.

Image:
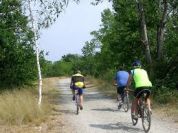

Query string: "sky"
[[39, 1, 112, 61]]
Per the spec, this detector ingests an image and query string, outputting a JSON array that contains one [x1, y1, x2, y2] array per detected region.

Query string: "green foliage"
[[65, 0, 178, 104], [41, 0, 177, 105], [0, 0, 38, 88], [153, 86, 178, 104], [43, 54, 82, 77], [44, 61, 73, 77]]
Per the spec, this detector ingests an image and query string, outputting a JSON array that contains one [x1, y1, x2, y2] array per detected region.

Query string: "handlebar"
[[124, 88, 134, 92]]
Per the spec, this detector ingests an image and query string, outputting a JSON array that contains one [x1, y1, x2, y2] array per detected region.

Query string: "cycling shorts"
[[72, 86, 84, 95], [117, 86, 125, 95], [134, 87, 151, 98]]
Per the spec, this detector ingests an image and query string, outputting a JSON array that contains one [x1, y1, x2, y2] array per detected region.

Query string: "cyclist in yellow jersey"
[[70, 70, 86, 110], [127, 60, 152, 118]]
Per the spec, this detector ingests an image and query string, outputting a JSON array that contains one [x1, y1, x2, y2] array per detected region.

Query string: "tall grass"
[[0, 88, 51, 125]]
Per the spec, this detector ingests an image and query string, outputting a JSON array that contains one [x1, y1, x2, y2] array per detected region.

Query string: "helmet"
[[132, 60, 141, 67]]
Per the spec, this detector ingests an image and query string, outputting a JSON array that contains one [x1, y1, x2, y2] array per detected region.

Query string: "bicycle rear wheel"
[[142, 106, 151, 133], [123, 94, 129, 112]]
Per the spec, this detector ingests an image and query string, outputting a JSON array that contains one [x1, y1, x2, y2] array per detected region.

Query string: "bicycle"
[[117, 89, 130, 112], [131, 89, 151, 133]]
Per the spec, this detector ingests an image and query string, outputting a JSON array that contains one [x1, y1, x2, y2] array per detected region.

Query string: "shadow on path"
[[84, 93, 111, 102], [90, 122, 143, 132], [91, 108, 115, 112]]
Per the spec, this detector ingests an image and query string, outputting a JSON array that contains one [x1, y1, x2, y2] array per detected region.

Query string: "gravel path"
[[57, 78, 178, 133]]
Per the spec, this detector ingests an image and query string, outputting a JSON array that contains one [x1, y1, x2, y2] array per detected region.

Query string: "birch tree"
[[27, 0, 42, 105], [135, 0, 152, 64], [24, 0, 79, 105], [157, 0, 168, 61]]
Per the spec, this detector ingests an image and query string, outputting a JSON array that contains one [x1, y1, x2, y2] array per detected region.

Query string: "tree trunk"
[[136, 0, 152, 64], [28, 0, 43, 105], [157, 0, 168, 61]]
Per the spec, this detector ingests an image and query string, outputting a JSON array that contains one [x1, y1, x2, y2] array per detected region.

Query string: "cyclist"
[[114, 66, 129, 107], [70, 70, 86, 110], [126, 60, 152, 118]]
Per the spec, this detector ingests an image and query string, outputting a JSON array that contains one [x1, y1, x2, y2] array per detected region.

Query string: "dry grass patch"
[[154, 104, 178, 123], [87, 76, 116, 97], [0, 89, 50, 125], [0, 77, 66, 133], [0, 77, 61, 126], [43, 77, 60, 92]]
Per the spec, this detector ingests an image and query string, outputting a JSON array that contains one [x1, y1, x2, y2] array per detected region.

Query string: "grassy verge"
[[87, 76, 117, 98], [0, 89, 50, 125], [0, 77, 61, 126]]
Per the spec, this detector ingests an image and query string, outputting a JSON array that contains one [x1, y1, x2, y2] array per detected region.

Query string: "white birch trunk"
[[27, 0, 43, 105]]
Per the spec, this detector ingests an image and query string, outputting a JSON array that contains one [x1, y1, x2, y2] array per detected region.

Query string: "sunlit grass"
[[0, 77, 61, 126], [0, 89, 50, 125]]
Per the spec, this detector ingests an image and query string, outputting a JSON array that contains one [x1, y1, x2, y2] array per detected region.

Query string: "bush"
[[153, 86, 178, 104], [100, 69, 115, 82]]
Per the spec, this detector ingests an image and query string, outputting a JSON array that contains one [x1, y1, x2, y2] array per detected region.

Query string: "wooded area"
[[0, 0, 177, 103], [44, 0, 178, 103]]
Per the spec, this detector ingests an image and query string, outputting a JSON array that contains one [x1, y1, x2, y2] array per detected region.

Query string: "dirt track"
[[57, 78, 178, 133]]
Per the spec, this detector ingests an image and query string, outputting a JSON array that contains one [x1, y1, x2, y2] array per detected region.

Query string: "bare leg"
[[79, 95, 83, 110], [147, 98, 151, 111], [80, 95, 83, 105], [132, 98, 138, 115]]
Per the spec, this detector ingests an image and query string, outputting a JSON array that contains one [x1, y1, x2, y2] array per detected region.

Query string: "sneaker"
[[72, 95, 75, 101]]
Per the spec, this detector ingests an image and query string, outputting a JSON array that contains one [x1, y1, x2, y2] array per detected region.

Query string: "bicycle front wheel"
[[142, 106, 151, 133], [123, 94, 129, 112]]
